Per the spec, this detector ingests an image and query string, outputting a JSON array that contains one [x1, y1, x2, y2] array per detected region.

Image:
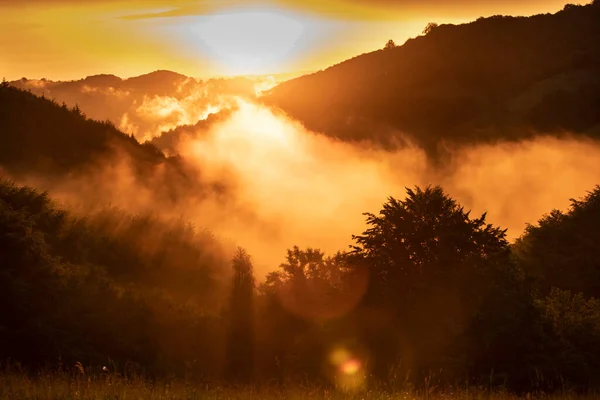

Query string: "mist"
[[10, 74, 278, 142], [173, 101, 600, 277], [14, 89, 600, 279]]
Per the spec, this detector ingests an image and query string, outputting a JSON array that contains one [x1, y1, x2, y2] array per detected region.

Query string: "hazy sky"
[[1, 0, 569, 80]]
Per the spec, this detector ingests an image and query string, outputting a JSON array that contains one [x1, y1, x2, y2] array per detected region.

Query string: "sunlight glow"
[[193, 10, 306, 75], [328, 347, 366, 391], [341, 359, 361, 375]]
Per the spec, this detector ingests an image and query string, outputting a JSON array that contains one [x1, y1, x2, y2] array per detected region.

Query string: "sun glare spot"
[[330, 348, 352, 366], [341, 359, 361, 375], [254, 76, 277, 97], [193, 10, 306, 75], [328, 346, 366, 391]]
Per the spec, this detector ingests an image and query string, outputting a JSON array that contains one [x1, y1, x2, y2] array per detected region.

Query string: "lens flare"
[[328, 346, 366, 391], [341, 359, 361, 375]]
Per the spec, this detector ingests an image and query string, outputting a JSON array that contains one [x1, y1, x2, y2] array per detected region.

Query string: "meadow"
[[0, 366, 597, 400]]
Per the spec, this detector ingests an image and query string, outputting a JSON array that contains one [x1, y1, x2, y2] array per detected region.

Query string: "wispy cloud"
[[119, 4, 227, 20], [0, 0, 569, 21]]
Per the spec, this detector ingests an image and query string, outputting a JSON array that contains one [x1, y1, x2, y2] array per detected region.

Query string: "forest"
[[2, 2, 600, 398], [3, 79, 600, 395], [264, 1, 600, 160]]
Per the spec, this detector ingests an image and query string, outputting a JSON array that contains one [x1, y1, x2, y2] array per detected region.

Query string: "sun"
[[192, 9, 307, 75]]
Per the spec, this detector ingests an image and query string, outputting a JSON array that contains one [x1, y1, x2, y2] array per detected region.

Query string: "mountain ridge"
[[263, 1, 600, 157]]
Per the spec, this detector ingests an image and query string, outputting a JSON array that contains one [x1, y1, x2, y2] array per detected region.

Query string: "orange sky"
[[0, 0, 570, 80]]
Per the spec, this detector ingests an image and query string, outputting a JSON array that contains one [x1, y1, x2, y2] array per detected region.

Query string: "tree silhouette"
[[226, 247, 255, 382], [350, 186, 525, 382], [422, 22, 439, 35], [265, 2, 600, 160], [384, 39, 396, 50], [515, 186, 600, 298]]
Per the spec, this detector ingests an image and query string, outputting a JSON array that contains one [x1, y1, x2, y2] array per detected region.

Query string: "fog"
[[10, 74, 278, 141], [172, 101, 600, 277], [10, 77, 600, 278]]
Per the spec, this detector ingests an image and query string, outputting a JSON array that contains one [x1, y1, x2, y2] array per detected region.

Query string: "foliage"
[[0, 180, 228, 378], [515, 186, 600, 298], [539, 288, 600, 388], [0, 84, 209, 204], [5, 171, 600, 392], [423, 22, 439, 35], [384, 39, 397, 50], [265, 3, 600, 159], [349, 187, 532, 386], [226, 248, 255, 382], [5, 35, 600, 392]]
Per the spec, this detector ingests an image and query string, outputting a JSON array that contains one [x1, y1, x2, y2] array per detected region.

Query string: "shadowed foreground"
[[0, 369, 596, 400]]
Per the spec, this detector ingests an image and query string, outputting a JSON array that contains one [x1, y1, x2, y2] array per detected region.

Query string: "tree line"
[[265, 1, 600, 161], [3, 178, 600, 393]]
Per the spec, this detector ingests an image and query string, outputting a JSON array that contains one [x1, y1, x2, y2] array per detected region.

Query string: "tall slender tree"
[[226, 247, 255, 382]]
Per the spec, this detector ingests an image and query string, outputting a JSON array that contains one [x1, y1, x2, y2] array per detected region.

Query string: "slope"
[[0, 82, 223, 204], [264, 2, 600, 157]]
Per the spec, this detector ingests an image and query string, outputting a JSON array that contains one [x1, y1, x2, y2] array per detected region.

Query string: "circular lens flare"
[[341, 359, 361, 375], [328, 346, 366, 392]]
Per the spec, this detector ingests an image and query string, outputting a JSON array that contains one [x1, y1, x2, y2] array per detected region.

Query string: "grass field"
[[1, 369, 598, 400]]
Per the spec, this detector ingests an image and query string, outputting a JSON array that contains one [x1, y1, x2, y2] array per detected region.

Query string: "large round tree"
[[350, 186, 532, 386]]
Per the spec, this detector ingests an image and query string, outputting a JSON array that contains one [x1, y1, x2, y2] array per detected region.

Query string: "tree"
[[535, 288, 600, 388], [384, 39, 397, 50], [256, 247, 364, 382], [352, 186, 509, 300], [422, 22, 439, 35], [515, 186, 600, 298], [263, 247, 359, 322], [350, 186, 528, 384], [225, 247, 255, 382], [71, 104, 85, 119]]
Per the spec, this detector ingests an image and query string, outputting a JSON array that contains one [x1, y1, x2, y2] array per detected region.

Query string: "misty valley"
[[2, 1, 600, 399]]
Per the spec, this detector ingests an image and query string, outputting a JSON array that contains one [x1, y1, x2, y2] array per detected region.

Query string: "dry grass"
[[0, 369, 598, 400]]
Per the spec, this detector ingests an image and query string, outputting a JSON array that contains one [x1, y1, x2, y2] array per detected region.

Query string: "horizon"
[[1, 0, 570, 81], [7, 68, 316, 84]]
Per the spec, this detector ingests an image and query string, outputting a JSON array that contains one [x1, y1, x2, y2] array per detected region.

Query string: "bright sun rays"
[[192, 9, 307, 75]]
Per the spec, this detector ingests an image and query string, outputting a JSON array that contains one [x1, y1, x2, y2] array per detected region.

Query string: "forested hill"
[[264, 1, 600, 156], [0, 82, 215, 201], [7, 71, 259, 142]]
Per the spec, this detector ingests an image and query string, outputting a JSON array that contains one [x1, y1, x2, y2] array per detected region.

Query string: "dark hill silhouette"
[[82, 74, 123, 87], [0, 82, 225, 202], [121, 70, 191, 94], [0, 179, 229, 372], [263, 1, 600, 157]]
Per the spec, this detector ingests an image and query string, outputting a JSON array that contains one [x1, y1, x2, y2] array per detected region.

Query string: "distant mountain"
[[13, 70, 193, 93], [122, 70, 190, 94], [8, 71, 259, 141], [264, 1, 600, 157], [81, 74, 123, 87]]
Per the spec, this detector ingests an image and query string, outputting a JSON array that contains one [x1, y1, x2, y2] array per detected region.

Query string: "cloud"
[[116, 1, 411, 21], [2, 0, 564, 21], [0, 0, 571, 23], [12, 74, 275, 141]]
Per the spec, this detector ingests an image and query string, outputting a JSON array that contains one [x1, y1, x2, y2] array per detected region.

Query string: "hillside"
[[8, 71, 259, 141], [0, 82, 223, 204], [0, 179, 229, 372], [264, 2, 600, 156]]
